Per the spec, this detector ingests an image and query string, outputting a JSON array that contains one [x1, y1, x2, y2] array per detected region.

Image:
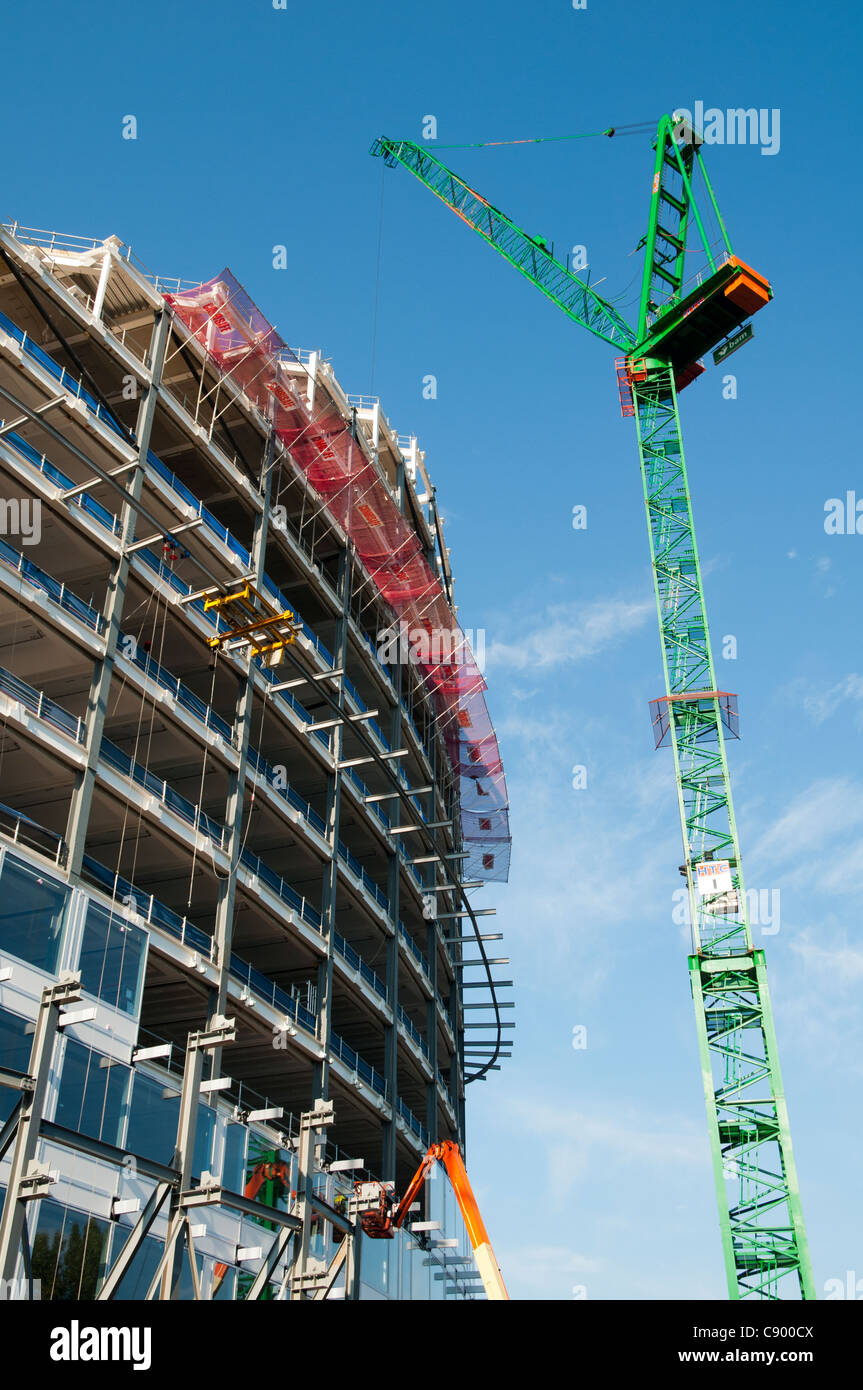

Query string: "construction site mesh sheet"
[[164, 271, 510, 881]]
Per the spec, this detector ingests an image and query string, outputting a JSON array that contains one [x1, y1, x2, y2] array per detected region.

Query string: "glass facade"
[[0, 1006, 35, 1124], [222, 1122, 247, 1193], [0, 853, 68, 973], [125, 1072, 180, 1167], [55, 1038, 128, 1146], [31, 1199, 111, 1300], [79, 900, 147, 1016]]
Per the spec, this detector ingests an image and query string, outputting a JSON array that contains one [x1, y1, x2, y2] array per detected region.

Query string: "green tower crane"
[[371, 113, 814, 1301]]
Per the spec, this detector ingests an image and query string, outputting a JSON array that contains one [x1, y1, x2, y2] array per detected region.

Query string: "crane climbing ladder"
[[371, 112, 814, 1300]]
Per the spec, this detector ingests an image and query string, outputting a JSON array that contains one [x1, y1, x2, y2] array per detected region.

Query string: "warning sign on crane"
[[694, 859, 733, 896]]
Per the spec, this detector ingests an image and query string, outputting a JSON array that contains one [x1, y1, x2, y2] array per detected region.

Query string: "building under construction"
[[0, 222, 512, 1300]]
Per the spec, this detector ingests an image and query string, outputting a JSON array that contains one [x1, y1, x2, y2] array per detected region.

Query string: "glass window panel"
[[193, 1103, 216, 1181], [55, 1038, 128, 1145], [222, 1123, 247, 1193], [0, 1005, 33, 1071], [210, 1259, 237, 1301], [79, 901, 147, 1016], [360, 1231, 389, 1295], [0, 855, 68, 972], [409, 1238, 431, 1300], [111, 1231, 164, 1300], [0, 1007, 33, 1124], [398, 1229, 412, 1300], [31, 1198, 111, 1299], [127, 1071, 180, 1166]]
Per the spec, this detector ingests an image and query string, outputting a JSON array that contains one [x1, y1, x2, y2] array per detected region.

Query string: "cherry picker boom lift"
[[357, 1140, 509, 1300]]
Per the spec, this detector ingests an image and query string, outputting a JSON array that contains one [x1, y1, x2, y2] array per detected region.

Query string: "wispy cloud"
[[800, 674, 863, 727], [487, 1093, 706, 1208], [491, 744, 677, 998], [493, 1244, 601, 1299], [749, 777, 863, 883], [485, 595, 653, 673], [790, 931, 863, 984]]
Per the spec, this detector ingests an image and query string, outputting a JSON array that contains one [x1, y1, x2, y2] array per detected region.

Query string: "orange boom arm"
[[361, 1140, 509, 1301]]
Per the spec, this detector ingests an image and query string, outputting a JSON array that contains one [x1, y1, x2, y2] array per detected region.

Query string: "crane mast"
[[634, 361, 813, 1299], [372, 113, 815, 1299]]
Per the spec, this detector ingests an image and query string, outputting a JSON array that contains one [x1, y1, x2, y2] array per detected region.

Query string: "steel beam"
[[0, 975, 82, 1283]]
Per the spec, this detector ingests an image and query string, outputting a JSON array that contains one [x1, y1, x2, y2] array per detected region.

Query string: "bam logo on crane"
[[377, 621, 486, 674], [673, 103, 781, 157]]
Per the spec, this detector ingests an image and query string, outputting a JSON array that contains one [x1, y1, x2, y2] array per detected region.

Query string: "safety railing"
[[398, 842, 425, 892], [117, 633, 236, 748], [245, 745, 327, 836], [0, 535, 106, 635], [0, 800, 67, 864], [254, 659, 331, 750], [397, 1003, 430, 1060], [337, 838, 389, 912], [342, 670, 390, 752], [0, 427, 121, 535], [330, 1031, 387, 1098], [396, 1096, 429, 1147], [3, 223, 113, 256], [99, 737, 227, 850], [333, 931, 388, 1002], [228, 954, 316, 1032], [438, 1068, 457, 1114], [398, 920, 430, 978], [237, 845, 323, 932], [283, 347, 321, 366], [0, 663, 86, 743], [0, 308, 127, 439], [342, 764, 391, 831], [145, 450, 252, 567]]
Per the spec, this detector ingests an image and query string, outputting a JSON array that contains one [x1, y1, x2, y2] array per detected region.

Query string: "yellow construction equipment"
[[204, 582, 298, 663]]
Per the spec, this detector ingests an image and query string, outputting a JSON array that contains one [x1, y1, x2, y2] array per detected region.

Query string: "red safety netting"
[[164, 271, 510, 881]]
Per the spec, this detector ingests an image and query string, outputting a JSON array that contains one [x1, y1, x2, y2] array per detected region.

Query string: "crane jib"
[[371, 136, 636, 351]]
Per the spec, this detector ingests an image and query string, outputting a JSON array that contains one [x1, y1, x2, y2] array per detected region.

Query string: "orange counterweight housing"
[[723, 256, 771, 316]]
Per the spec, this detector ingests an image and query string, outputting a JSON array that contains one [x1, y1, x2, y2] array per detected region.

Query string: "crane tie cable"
[[433, 120, 658, 150]]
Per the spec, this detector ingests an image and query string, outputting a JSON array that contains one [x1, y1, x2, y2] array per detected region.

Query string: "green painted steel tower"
[[372, 112, 815, 1300]]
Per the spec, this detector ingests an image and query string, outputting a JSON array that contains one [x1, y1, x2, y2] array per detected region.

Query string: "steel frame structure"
[[0, 220, 506, 1298]]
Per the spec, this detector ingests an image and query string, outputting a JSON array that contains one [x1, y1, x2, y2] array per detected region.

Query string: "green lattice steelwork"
[[372, 115, 814, 1300], [371, 137, 635, 351], [635, 114, 732, 346], [633, 362, 813, 1299]]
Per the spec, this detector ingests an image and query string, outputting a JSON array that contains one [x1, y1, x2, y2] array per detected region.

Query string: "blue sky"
[[5, 0, 862, 1299]]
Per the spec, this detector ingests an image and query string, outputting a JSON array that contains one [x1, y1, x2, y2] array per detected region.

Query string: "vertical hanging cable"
[[369, 165, 386, 396]]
